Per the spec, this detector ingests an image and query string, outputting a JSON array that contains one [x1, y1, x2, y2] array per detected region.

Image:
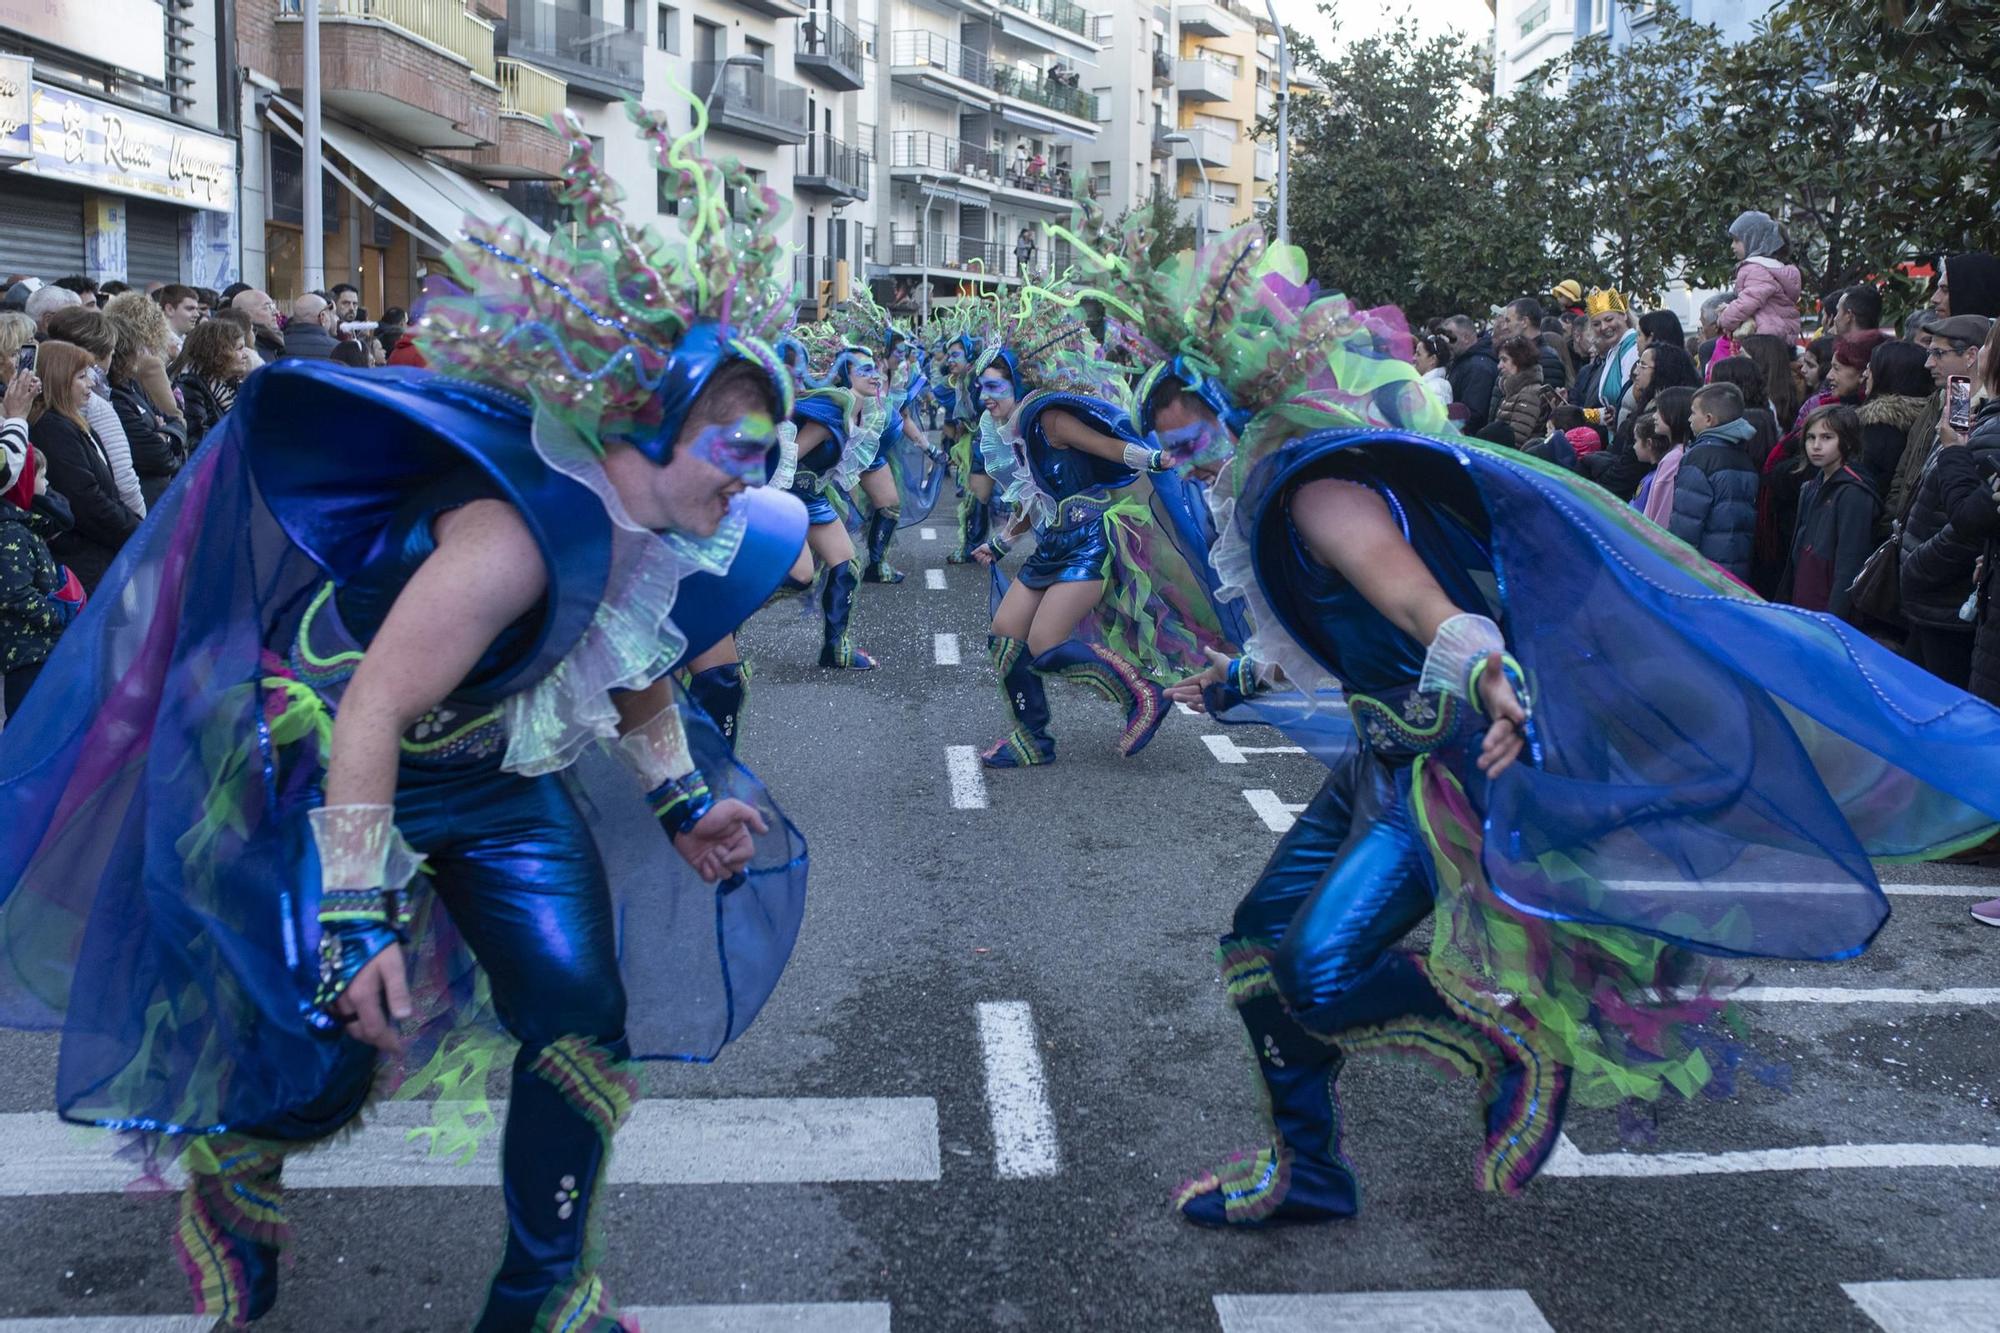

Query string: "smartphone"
[[15, 345, 33, 374], [1947, 375, 1975, 433]]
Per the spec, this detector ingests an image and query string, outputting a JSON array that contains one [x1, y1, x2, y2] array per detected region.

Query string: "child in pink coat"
[[1717, 210, 1802, 339]]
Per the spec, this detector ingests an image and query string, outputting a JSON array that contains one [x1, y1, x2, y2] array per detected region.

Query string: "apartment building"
[[1086, 3, 1177, 222], [0, 0, 239, 288], [1171, 0, 1277, 238], [1493, 0, 1779, 97], [868, 0, 1103, 314]]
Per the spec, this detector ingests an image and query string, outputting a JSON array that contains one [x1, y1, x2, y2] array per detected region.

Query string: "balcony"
[[889, 129, 1001, 181], [1151, 50, 1173, 87], [794, 133, 871, 200], [886, 228, 1013, 280], [994, 159, 1077, 209], [1177, 193, 1228, 235], [1150, 123, 1173, 159], [1254, 144, 1277, 181], [995, 0, 1090, 39], [889, 29, 992, 104], [1177, 1, 1237, 38], [1255, 83, 1276, 120], [729, 0, 808, 16], [1176, 56, 1234, 102], [274, 0, 500, 148], [696, 61, 810, 145], [796, 13, 865, 92], [991, 66, 1097, 124], [506, 0, 643, 101], [447, 57, 569, 177], [1172, 122, 1235, 167]]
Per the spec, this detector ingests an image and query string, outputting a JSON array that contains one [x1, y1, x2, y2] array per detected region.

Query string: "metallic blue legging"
[[1230, 749, 1436, 1033]]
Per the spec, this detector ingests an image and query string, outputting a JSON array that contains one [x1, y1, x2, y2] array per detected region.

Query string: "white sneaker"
[[1971, 898, 2000, 928]]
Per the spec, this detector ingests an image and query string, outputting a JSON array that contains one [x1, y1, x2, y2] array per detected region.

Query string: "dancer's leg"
[[1021, 580, 1169, 757], [807, 521, 874, 669], [682, 636, 746, 753], [982, 579, 1054, 767], [858, 468, 904, 583]]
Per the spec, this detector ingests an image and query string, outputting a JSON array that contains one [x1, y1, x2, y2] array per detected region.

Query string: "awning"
[[265, 99, 546, 249], [993, 103, 1093, 140], [996, 15, 1099, 65]]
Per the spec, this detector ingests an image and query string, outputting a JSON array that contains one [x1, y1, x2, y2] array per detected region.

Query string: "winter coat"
[[1523, 427, 1577, 472], [1642, 445, 1685, 526], [31, 411, 139, 593], [1856, 393, 1928, 499], [1667, 417, 1761, 580], [109, 376, 188, 507], [1900, 398, 2000, 630], [281, 322, 339, 360], [1535, 335, 1569, 389], [1419, 366, 1453, 407], [1447, 334, 1500, 435], [252, 325, 286, 363], [1494, 368, 1551, 447], [1581, 447, 1653, 503], [1717, 257, 1803, 339], [1947, 449, 2000, 705], [0, 492, 73, 673], [175, 372, 236, 451], [1751, 429, 1808, 599], [1885, 391, 1944, 527], [388, 334, 429, 368], [1778, 463, 1881, 618]]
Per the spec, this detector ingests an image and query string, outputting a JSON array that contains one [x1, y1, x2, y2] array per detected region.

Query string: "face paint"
[[978, 376, 1015, 402], [680, 412, 780, 483], [1154, 419, 1234, 478]]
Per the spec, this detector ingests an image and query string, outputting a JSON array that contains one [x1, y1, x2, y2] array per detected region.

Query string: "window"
[[1209, 181, 1239, 205], [1092, 87, 1112, 122], [1518, 0, 1549, 38], [1588, 0, 1609, 31], [624, 0, 640, 32], [657, 4, 679, 54]]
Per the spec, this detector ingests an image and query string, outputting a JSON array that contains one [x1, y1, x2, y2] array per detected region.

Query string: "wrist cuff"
[[1121, 442, 1162, 473], [1468, 652, 1531, 719], [308, 803, 426, 897], [1417, 612, 1507, 702], [649, 772, 714, 839], [616, 703, 695, 790]]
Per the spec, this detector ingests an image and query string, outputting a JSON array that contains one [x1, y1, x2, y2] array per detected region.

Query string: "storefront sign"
[[0, 0, 167, 84], [16, 81, 234, 211], [0, 54, 29, 161]]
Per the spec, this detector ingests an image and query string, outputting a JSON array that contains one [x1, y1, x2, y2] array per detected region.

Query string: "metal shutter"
[[0, 182, 86, 280], [125, 201, 185, 286]]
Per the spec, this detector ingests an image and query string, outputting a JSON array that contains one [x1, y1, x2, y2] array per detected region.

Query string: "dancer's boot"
[[817, 561, 877, 669], [1028, 640, 1168, 756], [862, 505, 905, 583], [683, 663, 746, 753], [979, 635, 1055, 767]]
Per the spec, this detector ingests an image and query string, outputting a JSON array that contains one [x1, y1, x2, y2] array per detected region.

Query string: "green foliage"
[[1278, 0, 1997, 319], [1113, 183, 1197, 271]]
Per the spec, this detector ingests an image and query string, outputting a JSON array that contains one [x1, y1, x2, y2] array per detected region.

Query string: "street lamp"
[[1263, 0, 1290, 246], [1161, 133, 1209, 248], [918, 172, 963, 327]]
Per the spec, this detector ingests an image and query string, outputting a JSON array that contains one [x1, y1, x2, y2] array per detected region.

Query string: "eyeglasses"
[[1925, 343, 1972, 359]]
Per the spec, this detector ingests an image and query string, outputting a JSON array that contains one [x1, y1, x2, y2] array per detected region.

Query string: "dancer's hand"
[[673, 797, 769, 883], [971, 542, 998, 566], [330, 943, 411, 1053], [1165, 647, 1233, 711], [1475, 652, 1527, 778]]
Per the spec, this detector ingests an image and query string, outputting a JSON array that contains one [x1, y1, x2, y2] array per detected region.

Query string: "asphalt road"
[[0, 520, 1996, 1333]]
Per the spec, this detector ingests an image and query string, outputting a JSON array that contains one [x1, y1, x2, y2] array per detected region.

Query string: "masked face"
[[946, 346, 969, 374], [1151, 390, 1233, 481], [978, 372, 1017, 422], [603, 410, 778, 538], [848, 360, 883, 397]]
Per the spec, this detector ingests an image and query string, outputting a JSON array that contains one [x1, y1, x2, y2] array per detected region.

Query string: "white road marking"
[[975, 1001, 1060, 1179], [1541, 1132, 2000, 1179], [630, 1304, 893, 1332], [1201, 734, 1307, 764], [933, 632, 961, 665], [924, 568, 947, 590], [1173, 700, 1201, 716], [1214, 1290, 1555, 1333], [1734, 986, 2000, 1006], [1878, 880, 2000, 897], [0, 1100, 941, 1197], [1842, 1279, 2000, 1333], [1242, 789, 1306, 833], [945, 745, 988, 810], [0, 1312, 217, 1320], [919, 526, 939, 540]]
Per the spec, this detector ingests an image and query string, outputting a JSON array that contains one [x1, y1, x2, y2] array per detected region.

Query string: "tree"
[[1110, 183, 1196, 271]]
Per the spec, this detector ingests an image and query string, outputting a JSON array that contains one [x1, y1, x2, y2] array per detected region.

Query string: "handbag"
[[1847, 525, 1901, 623]]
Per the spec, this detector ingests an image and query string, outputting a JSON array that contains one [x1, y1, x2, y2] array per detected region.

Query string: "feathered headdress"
[[973, 280, 1130, 407], [416, 97, 796, 462], [787, 286, 901, 386]]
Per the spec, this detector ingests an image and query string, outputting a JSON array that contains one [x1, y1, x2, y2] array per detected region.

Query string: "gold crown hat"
[[1585, 288, 1630, 317]]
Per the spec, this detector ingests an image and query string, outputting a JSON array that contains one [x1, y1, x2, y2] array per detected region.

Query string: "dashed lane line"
[[1541, 1132, 2000, 1179], [1214, 1290, 1554, 1333], [976, 1001, 1061, 1179], [631, 1304, 893, 1332], [1202, 734, 1308, 765], [919, 526, 939, 540], [1842, 1279, 2000, 1333], [924, 568, 947, 590], [0, 1100, 941, 1197], [1734, 986, 2000, 1006], [1242, 789, 1305, 832], [945, 745, 988, 810], [934, 632, 961, 665]]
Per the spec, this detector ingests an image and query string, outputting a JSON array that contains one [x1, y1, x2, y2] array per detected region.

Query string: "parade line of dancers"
[[2, 94, 1998, 1331]]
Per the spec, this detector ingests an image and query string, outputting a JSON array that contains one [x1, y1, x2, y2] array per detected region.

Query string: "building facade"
[[1493, 0, 1778, 98], [1170, 1, 1277, 239], [0, 0, 241, 289]]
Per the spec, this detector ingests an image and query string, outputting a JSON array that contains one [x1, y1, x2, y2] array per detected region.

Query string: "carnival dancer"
[[937, 310, 998, 564], [0, 102, 816, 1330], [970, 290, 1226, 768], [1168, 291, 2000, 1230], [771, 324, 886, 669]]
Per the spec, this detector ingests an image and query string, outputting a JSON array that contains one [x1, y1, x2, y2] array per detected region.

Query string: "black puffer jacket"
[[1948, 431, 2000, 706], [1777, 463, 1880, 618], [1667, 418, 1762, 580], [1448, 334, 1500, 435], [1901, 398, 2000, 629], [108, 377, 187, 507]]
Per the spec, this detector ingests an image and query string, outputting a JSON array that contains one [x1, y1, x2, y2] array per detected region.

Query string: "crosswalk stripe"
[[1542, 1132, 2000, 1178], [1842, 1278, 2000, 1332], [976, 1001, 1060, 1179], [1213, 1290, 1555, 1332], [1241, 789, 1304, 832], [1735, 986, 2000, 1006], [1201, 734, 1307, 765], [629, 1302, 893, 1332], [0, 1319, 213, 1332], [924, 568, 947, 589], [0, 1099, 940, 1197]]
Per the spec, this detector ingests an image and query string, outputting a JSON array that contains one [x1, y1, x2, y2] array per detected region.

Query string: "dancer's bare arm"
[[1291, 478, 1526, 777], [1039, 409, 1137, 464]]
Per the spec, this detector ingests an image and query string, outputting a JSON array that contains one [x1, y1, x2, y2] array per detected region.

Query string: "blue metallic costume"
[[777, 386, 877, 669]]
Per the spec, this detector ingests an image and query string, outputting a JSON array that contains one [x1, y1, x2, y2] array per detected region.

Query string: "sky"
[[1283, 0, 1495, 53]]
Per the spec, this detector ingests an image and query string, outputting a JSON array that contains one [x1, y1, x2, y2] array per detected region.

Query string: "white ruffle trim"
[[1206, 493, 1343, 710], [1417, 611, 1505, 701], [307, 804, 429, 892], [501, 411, 748, 777], [985, 410, 1054, 527]]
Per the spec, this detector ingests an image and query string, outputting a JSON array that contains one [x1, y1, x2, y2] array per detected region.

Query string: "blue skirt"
[[792, 484, 838, 526], [1019, 517, 1110, 588]]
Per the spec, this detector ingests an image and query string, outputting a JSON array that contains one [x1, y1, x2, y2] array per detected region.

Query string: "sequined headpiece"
[[1585, 288, 1630, 317], [972, 281, 1129, 406], [417, 98, 796, 463]]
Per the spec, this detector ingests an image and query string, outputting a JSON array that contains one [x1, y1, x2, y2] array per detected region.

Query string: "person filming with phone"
[[1897, 313, 1995, 690]]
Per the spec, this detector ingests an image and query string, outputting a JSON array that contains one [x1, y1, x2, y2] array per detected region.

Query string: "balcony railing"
[[996, 0, 1089, 38], [1150, 123, 1173, 158], [795, 133, 871, 199], [497, 57, 566, 121], [794, 252, 835, 299], [280, 0, 497, 79], [888, 228, 1012, 277], [1172, 122, 1235, 167], [991, 66, 1097, 121], [796, 13, 865, 91], [506, 0, 642, 95], [889, 129, 1000, 179], [1151, 50, 1173, 86], [696, 61, 810, 144], [890, 30, 990, 87], [998, 158, 1075, 199]]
